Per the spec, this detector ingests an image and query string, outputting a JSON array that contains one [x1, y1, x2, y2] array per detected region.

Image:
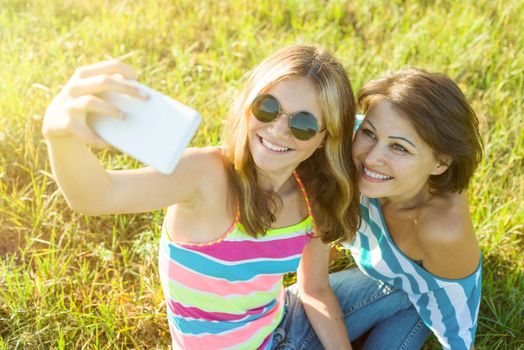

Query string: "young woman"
[[42, 45, 361, 349], [339, 68, 483, 350]]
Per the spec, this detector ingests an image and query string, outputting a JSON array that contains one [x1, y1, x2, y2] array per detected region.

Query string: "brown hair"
[[221, 44, 360, 243], [358, 67, 483, 194]]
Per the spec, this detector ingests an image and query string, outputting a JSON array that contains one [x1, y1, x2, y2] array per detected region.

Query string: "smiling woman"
[[353, 98, 452, 203], [247, 77, 325, 175], [42, 44, 360, 350], [340, 67, 484, 350]]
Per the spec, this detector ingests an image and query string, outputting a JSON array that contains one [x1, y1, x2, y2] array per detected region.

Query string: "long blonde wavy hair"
[[221, 45, 360, 243]]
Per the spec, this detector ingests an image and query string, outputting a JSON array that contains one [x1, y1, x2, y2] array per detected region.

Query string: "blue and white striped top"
[[345, 196, 482, 350]]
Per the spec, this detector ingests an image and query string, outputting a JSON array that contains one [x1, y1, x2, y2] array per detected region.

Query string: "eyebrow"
[[390, 136, 417, 148], [364, 120, 417, 148], [363, 119, 376, 130]]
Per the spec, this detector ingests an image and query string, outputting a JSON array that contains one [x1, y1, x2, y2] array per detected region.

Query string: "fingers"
[[74, 60, 138, 80], [43, 60, 142, 145], [72, 120, 111, 149], [69, 95, 125, 119], [68, 75, 148, 100]]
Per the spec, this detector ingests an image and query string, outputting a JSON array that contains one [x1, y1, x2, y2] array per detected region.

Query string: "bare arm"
[[297, 237, 352, 350], [45, 136, 114, 214], [43, 60, 205, 215]]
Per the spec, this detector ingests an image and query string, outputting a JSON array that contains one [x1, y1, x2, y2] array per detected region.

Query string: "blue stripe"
[[415, 294, 432, 328], [468, 268, 482, 341], [433, 287, 467, 349], [167, 300, 276, 335], [364, 201, 425, 296], [355, 229, 394, 283], [162, 241, 301, 281], [354, 114, 364, 130]]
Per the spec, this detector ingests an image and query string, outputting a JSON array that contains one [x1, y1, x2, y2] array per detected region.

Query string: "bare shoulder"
[[172, 146, 229, 197], [417, 192, 481, 279], [187, 146, 230, 192], [179, 146, 227, 178]]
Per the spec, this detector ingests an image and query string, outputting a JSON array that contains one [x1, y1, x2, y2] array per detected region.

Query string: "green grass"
[[1, 0, 523, 348]]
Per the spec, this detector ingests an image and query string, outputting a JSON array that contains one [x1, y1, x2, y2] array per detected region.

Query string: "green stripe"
[[230, 216, 313, 240], [167, 279, 282, 313], [229, 307, 284, 350]]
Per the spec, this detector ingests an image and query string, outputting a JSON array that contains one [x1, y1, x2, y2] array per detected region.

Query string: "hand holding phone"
[[88, 81, 201, 175]]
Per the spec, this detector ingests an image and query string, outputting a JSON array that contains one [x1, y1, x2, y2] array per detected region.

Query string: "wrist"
[[44, 133, 85, 147]]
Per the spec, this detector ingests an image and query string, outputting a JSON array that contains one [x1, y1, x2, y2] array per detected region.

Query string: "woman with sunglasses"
[[327, 68, 483, 350], [42, 45, 361, 349]]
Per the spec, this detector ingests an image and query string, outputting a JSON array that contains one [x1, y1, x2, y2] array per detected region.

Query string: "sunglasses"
[[250, 94, 325, 141]]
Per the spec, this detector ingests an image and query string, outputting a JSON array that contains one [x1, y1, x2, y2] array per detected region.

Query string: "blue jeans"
[[271, 269, 431, 350]]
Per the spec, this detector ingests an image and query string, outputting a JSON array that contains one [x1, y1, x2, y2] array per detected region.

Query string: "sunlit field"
[[1, 0, 522, 349]]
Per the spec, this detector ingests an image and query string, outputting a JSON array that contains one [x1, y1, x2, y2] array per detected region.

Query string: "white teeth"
[[261, 138, 289, 152], [363, 166, 392, 180]]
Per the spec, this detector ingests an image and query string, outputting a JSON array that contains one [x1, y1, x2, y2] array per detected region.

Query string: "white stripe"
[[437, 281, 473, 347], [368, 201, 434, 294], [360, 221, 419, 295], [424, 292, 451, 348]]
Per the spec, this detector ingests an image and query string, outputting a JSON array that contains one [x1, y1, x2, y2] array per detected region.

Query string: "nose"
[[268, 112, 292, 139], [365, 143, 386, 166]]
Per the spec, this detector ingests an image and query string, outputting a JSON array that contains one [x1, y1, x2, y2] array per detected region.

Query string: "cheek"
[[296, 139, 321, 156], [351, 136, 367, 157], [247, 117, 264, 144], [351, 146, 359, 163], [247, 115, 258, 131], [392, 158, 428, 179]]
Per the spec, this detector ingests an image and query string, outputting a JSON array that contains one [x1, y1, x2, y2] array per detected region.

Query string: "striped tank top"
[[346, 196, 482, 350], [158, 171, 317, 349]]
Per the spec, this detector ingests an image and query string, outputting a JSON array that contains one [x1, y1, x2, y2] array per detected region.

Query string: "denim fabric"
[[271, 269, 430, 350]]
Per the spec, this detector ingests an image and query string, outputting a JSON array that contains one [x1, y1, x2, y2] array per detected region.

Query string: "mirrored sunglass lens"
[[290, 112, 319, 140], [254, 96, 279, 122]]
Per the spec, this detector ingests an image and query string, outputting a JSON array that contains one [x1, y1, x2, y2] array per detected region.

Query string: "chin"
[[251, 157, 289, 174], [358, 182, 386, 199]]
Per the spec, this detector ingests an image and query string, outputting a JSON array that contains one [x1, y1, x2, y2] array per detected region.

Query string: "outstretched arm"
[[43, 60, 206, 215]]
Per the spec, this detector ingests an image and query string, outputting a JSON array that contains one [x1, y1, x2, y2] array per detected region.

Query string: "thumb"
[[72, 121, 111, 149]]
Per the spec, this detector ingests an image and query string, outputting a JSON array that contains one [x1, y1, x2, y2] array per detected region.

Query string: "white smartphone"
[[88, 81, 201, 175]]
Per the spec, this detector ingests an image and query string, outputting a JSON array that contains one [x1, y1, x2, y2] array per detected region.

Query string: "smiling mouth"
[[259, 136, 291, 152], [362, 165, 393, 180]]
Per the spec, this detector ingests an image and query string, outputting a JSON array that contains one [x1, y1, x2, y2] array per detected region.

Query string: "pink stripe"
[[168, 299, 271, 321], [160, 252, 282, 296], [183, 234, 311, 261], [258, 333, 273, 349], [168, 295, 282, 349]]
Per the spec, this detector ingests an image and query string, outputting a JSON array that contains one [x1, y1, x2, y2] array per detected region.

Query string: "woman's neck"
[[379, 184, 434, 211], [257, 169, 296, 194]]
